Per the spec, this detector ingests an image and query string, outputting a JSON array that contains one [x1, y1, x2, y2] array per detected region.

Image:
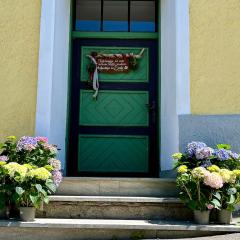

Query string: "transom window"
[[75, 0, 157, 32]]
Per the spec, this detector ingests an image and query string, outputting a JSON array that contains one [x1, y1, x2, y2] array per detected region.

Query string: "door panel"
[[79, 90, 149, 126], [68, 38, 158, 177], [78, 135, 149, 172]]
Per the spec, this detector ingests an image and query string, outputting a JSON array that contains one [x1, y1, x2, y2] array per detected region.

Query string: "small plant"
[[173, 141, 240, 224], [0, 136, 63, 221], [130, 232, 145, 240], [1, 162, 56, 208]]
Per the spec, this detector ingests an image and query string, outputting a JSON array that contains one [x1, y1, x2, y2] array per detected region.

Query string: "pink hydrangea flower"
[[36, 137, 48, 143], [0, 155, 8, 162], [48, 158, 61, 171], [24, 144, 36, 152], [52, 170, 63, 187], [207, 204, 214, 210], [43, 143, 58, 154], [204, 172, 223, 189]]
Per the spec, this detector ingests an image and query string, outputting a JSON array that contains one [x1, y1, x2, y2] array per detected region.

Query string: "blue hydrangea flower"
[[215, 149, 230, 161], [195, 147, 214, 160], [186, 141, 207, 157], [200, 160, 212, 168], [228, 151, 240, 160], [16, 136, 38, 152]]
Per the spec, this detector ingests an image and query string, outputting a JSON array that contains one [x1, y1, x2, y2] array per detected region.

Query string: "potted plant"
[[216, 169, 240, 224], [0, 136, 63, 221], [0, 155, 11, 219], [176, 166, 222, 224], [173, 141, 240, 225], [2, 162, 57, 221]]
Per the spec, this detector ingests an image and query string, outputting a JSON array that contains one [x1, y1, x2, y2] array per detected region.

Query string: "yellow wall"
[[0, 1, 41, 141], [190, 0, 240, 114]]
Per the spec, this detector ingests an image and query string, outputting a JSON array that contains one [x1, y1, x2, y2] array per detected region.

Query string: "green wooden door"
[[68, 39, 158, 177]]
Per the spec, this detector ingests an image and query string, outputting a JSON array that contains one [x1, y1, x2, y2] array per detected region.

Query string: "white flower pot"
[[218, 209, 232, 224], [19, 207, 35, 222], [194, 210, 210, 224]]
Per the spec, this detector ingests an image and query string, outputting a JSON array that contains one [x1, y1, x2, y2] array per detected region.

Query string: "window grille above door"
[[75, 0, 157, 32]]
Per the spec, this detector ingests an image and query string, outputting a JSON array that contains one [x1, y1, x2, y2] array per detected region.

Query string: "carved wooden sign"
[[96, 56, 130, 73]]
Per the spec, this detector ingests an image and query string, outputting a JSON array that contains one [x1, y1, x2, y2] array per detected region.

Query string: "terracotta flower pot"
[[19, 207, 35, 222], [194, 210, 210, 224], [218, 209, 232, 224]]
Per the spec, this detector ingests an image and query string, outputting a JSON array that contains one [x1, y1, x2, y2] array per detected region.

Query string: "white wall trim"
[[176, 0, 190, 115], [161, 0, 190, 171], [36, 0, 190, 174], [36, 0, 71, 172]]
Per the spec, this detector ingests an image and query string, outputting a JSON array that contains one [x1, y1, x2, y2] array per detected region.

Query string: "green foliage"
[[217, 144, 231, 150], [0, 136, 60, 210], [0, 136, 57, 167], [130, 232, 145, 240]]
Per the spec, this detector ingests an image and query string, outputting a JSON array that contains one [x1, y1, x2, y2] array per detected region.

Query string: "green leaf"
[[227, 188, 237, 195], [228, 195, 236, 204], [187, 200, 197, 210], [30, 195, 42, 208], [211, 199, 221, 208], [227, 205, 235, 212], [16, 187, 25, 196], [40, 189, 47, 197], [46, 180, 56, 193], [43, 196, 49, 204], [213, 192, 221, 200], [35, 184, 43, 192], [217, 144, 231, 150]]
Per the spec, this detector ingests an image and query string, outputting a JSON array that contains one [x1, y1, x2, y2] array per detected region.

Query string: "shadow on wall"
[[179, 115, 240, 153]]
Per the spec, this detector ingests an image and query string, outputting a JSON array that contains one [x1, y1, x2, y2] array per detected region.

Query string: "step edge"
[[49, 196, 181, 203], [0, 219, 239, 232], [62, 177, 176, 183]]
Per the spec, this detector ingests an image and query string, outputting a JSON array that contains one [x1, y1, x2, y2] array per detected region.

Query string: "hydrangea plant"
[[0, 136, 63, 211], [174, 142, 240, 212]]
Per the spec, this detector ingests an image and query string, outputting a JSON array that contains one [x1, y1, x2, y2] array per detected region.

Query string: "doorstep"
[[0, 218, 239, 240], [0, 218, 239, 231], [56, 177, 177, 197]]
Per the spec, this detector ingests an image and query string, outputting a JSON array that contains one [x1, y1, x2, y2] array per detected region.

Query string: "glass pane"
[[130, 1, 155, 32], [76, 0, 101, 31], [103, 1, 128, 32]]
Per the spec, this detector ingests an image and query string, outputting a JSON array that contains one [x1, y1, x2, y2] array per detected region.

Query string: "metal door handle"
[[146, 101, 156, 111]]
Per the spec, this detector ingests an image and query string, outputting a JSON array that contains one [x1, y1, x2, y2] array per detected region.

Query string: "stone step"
[[0, 218, 239, 240], [37, 196, 192, 220], [56, 177, 178, 197]]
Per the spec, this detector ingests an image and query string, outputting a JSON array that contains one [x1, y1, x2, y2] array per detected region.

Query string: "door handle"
[[146, 101, 156, 111]]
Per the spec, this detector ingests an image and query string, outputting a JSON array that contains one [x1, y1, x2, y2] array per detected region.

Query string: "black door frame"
[[67, 38, 159, 177]]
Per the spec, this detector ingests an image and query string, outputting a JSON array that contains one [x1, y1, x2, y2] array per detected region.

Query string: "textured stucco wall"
[[179, 114, 240, 153], [0, 1, 41, 141], [190, 0, 240, 114]]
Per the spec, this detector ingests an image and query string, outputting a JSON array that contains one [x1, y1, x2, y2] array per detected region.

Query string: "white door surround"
[[35, 0, 190, 175]]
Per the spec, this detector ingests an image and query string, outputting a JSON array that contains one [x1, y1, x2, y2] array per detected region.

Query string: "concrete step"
[[37, 196, 192, 220], [56, 177, 177, 197], [0, 218, 239, 240]]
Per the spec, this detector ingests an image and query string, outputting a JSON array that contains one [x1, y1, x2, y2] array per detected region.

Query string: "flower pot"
[[218, 209, 232, 224], [19, 207, 35, 222], [194, 210, 210, 224]]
